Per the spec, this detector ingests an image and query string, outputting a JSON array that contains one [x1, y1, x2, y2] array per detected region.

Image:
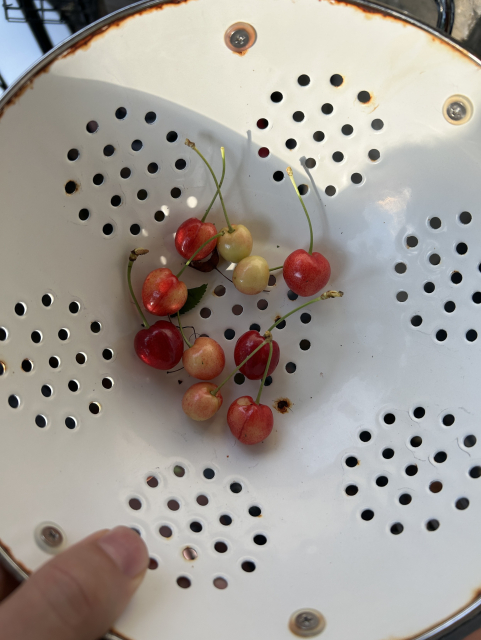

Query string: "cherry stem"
[[201, 146, 226, 223], [185, 140, 233, 233], [266, 290, 344, 333], [127, 249, 150, 329], [176, 231, 225, 278], [214, 267, 233, 283], [210, 337, 271, 396], [255, 341, 273, 405], [177, 312, 192, 349], [287, 167, 314, 255], [269, 266, 283, 272]]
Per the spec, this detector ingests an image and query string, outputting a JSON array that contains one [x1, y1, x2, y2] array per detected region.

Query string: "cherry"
[[143, 231, 225, 317], [177, 314, 225, 380], [229, 339, 275, 444], [218, 224, 253, 263], [228, 396, 274, 445], [128, 250, 183, 370], [182, 382, 223, 421], [134, 320, 183, 370], [283, 249, 331, 297], [175, 218, 218, 261], [233, 256, 269, 295], [142, 268, 188, 317], [185, 139, 253, 263], [234, 330, 279, 380], [283, 167, 331, 297]]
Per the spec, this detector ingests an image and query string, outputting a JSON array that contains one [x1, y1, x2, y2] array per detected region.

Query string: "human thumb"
[[0, 526, 149, 640]]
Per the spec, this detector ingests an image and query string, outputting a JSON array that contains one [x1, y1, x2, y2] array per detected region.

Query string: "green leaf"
[[174, 283, 208, 317]]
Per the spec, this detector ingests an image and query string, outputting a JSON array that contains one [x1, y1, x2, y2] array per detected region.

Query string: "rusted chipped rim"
[[0, 1, 480, 639], [0, 0, 480, 115]]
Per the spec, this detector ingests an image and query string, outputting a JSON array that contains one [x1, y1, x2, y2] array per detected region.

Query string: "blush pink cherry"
[[227, 396, 274, 445], [182, 382, 223, 421], [142, 268, 187, 316], [175, 218, 218, 261], [283, 249, 331, 297], [182, 337, 225, 380]]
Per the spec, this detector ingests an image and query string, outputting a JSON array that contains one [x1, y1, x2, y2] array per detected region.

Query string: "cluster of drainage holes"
[[137, 468, 264, 578]]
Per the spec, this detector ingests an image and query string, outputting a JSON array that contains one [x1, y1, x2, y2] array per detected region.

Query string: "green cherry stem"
[[255, 341, 273, 405], [269, 266, 284, 272], [177, 312, 192, 349], [185, 140, 234, 233], [287, 166, 314, 255], [210, 338, 271, 396], [176, 231, 225, 278], [201, 146, 226, 223], [127, 249, 150, 328], [266, 290, 344, 333]]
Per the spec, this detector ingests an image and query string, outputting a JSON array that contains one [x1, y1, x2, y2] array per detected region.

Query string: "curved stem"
[[127, 250, 150, 328], [256, 341, 273, 405], [176, 231, 225, 278], [287, 167, 314, 255], [266, 290, 343, 333], [214, 267, 233, 284], [177, 312, 192, 348], [186, 140, 233, 233], [211, 338, 270, 396], [201, 146, 226, 222], [269, 266, 284, 272]]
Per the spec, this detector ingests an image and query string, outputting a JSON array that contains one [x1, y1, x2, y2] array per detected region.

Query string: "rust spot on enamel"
[[274, 397, 292, 414], [60, 0, 197, 58]]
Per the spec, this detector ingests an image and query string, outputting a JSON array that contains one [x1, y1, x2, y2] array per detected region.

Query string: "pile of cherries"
[[127, 140, 343, 445]]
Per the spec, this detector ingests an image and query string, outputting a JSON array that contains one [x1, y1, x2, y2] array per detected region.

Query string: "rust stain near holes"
[[274, 397, 292, 414], [384, 586, 481, 640], [0, 0, 196, 119]]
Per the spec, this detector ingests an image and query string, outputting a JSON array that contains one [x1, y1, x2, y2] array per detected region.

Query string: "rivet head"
[[289, 609, 326, 637], [41, 526, 63, 547], [35, 522, 66, 554], [296, 612, 318, 630], [447, 101, 467, 121], [443, 95, 473, 125], [224, 22, 257, 53], [230, 28, 250, 48]]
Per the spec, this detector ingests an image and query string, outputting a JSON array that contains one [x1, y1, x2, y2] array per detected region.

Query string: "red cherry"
[[227, 396, 274, 445], [142, 268, 187, 316], [134, 321, 183, 370], [175, 218, 218, 261], [234, 331, 280, 380], [283, 249, 330, 297]]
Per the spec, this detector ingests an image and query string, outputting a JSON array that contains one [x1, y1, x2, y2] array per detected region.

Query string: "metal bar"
[[20, 0, 54, 53]]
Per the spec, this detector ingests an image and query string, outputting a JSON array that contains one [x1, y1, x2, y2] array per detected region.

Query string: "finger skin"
[[0, 526, 149, 640]]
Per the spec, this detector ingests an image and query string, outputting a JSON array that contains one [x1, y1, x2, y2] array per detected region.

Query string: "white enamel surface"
[[1, 2, 481, 639]]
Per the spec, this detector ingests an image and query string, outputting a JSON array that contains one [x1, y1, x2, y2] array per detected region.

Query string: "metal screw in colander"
[[1, 1, 481, 640], [447, 101, 467, 121], [40, 526, 63, 547]]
